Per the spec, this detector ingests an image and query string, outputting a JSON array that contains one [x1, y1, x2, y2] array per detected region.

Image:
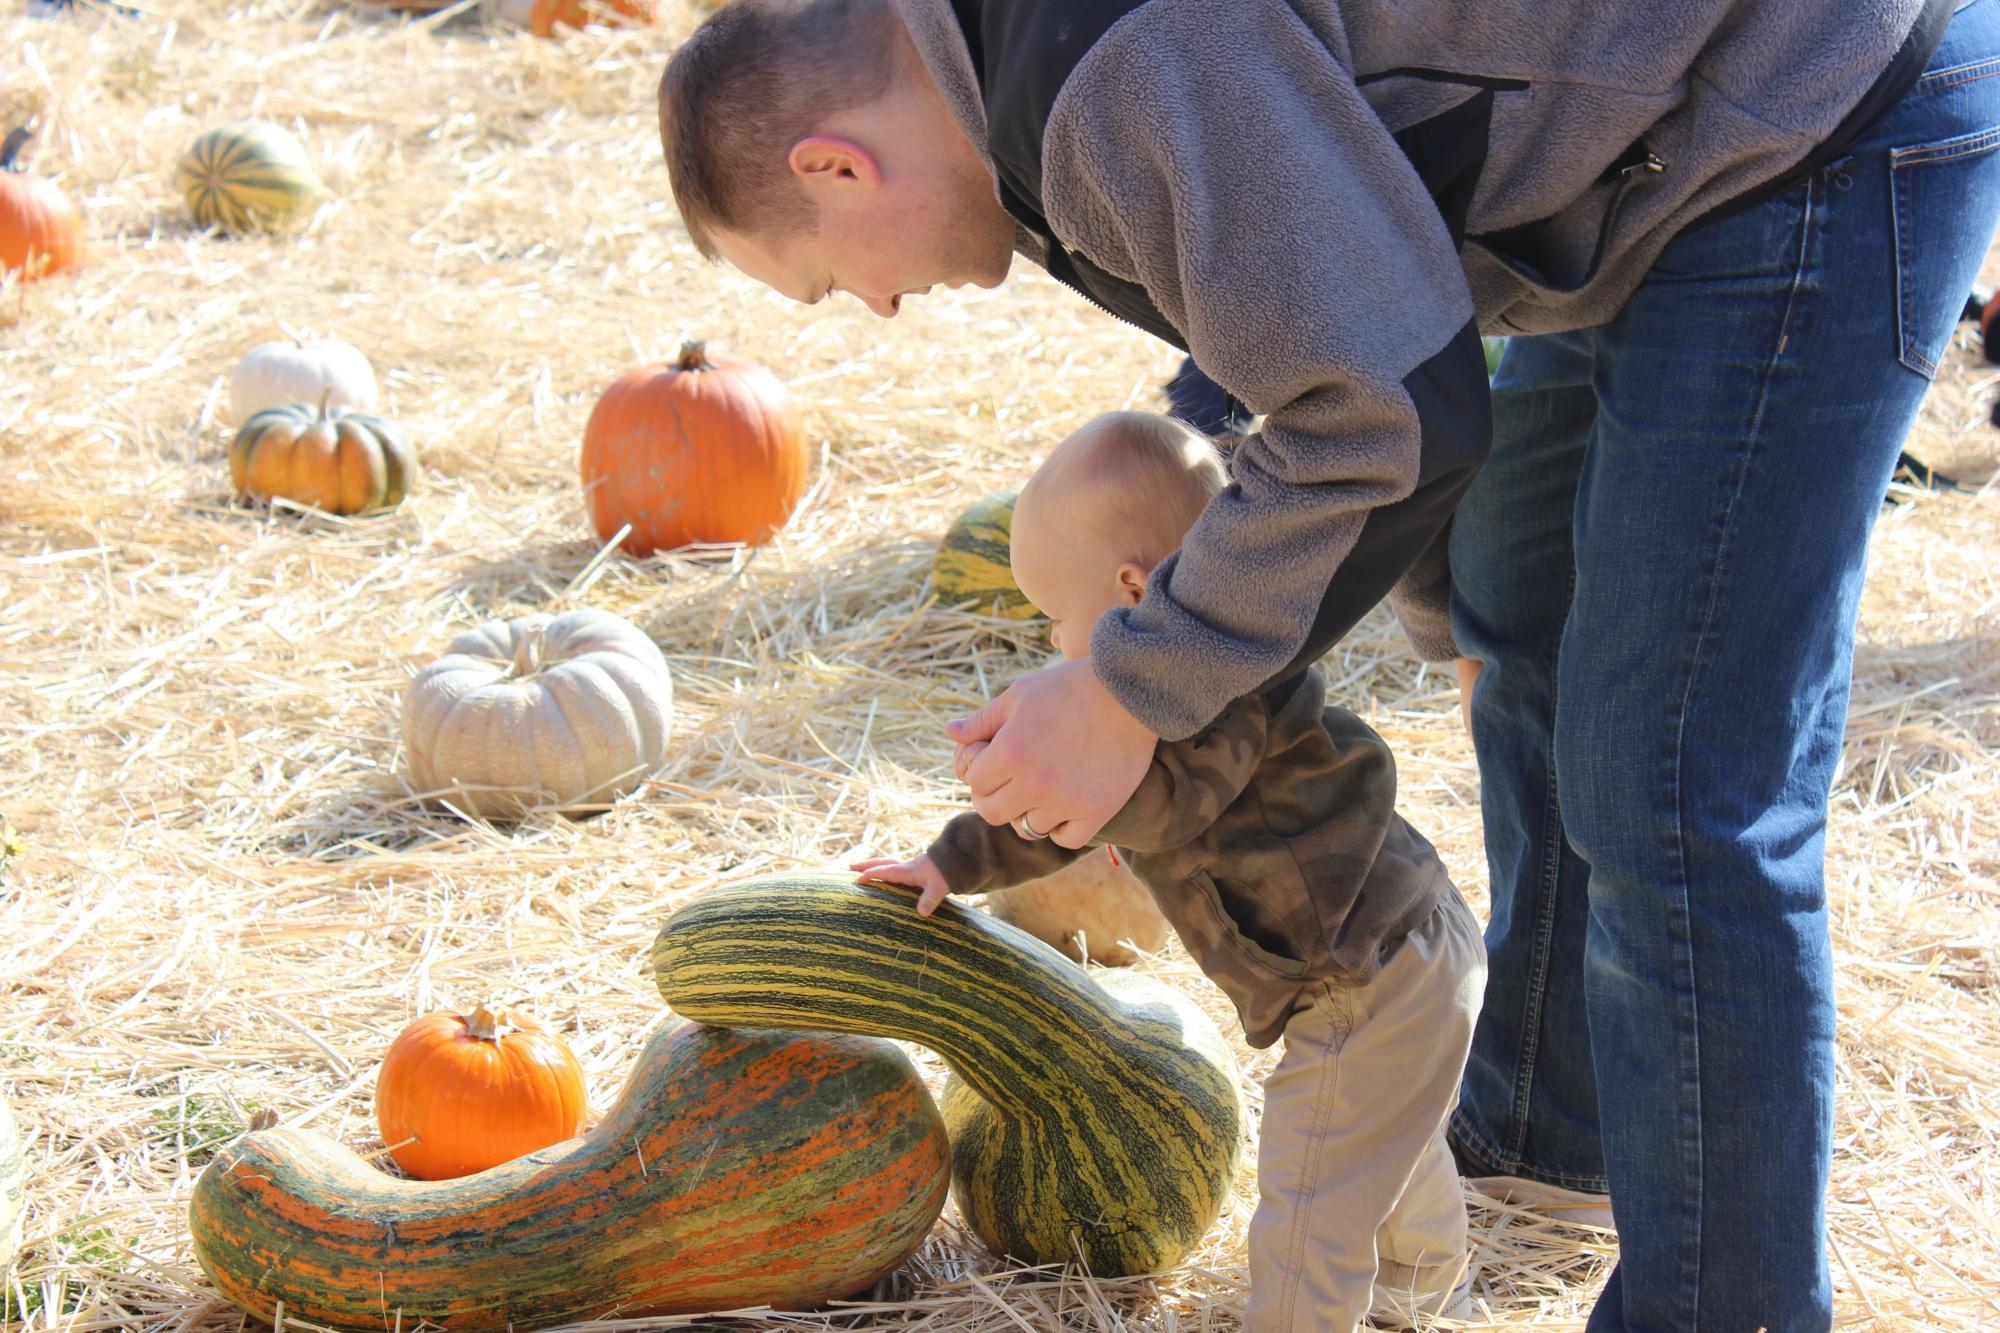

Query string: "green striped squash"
[[654, 873, 1246, 1275], [932, 489, 1041, 619], [175, 120, 324, 233], [189, 1019, 949, 1330], [0, 1097, 21, 1278]]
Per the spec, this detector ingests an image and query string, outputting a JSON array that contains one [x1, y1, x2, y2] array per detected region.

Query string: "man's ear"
[[1115, 561, 1150, 605], [787, 135, 884, 199]]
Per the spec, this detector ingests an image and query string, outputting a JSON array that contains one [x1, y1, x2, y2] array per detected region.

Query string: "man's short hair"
[[659, 0, 904, 257]]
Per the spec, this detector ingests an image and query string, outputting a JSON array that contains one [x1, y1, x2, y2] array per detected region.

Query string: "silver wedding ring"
[[1014, 813, 1048, 841]]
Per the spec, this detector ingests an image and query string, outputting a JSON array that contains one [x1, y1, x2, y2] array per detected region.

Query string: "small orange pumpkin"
[[375, 1003, 587, 1180], [579, 340, 809, 557], [527, 0, 660, 34], [228, 392, 417, 516], [0, 128, 84, 282]]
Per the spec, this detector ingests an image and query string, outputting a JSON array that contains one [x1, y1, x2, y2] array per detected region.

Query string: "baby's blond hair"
[[1019, 412, 1229, 568]]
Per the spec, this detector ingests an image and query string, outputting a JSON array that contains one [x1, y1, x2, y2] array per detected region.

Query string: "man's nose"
[[861, 293, 902, 318]]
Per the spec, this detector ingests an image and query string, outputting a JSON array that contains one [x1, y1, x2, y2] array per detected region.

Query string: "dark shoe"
[[1888, 450, 1964, 502]]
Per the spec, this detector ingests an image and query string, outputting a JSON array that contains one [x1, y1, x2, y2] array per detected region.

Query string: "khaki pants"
[[1246, 888, 1486, 1332]]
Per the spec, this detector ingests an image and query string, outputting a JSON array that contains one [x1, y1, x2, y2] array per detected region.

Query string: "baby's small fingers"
[[916, 884, 949, 916], [952, 740, 987, 784]]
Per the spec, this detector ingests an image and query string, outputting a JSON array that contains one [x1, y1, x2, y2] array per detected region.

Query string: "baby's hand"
[[851, 854, 953, 917], [952, 739, 985, 786]]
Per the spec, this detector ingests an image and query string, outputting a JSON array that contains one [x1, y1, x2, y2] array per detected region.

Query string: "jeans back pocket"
[[1891, 122, 2000, 377]]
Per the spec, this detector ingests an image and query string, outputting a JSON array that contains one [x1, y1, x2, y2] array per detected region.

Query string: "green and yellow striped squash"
[[175, 120, 323, 234], [654, 873, 1246, 1276], [932, 489, 1041, 619], [0, 1097, 22, 1278], [189, 1019, 950, 1330]]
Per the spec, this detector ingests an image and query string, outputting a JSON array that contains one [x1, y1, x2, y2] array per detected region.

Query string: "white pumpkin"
[[0, 1097, 22, 1279], [230, 333, 379, 424], [984, 847, 1170, 966], [402, 608, 673, 820]]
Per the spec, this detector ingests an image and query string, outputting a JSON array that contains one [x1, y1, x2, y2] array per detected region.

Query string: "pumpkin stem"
[[316, 386, 334, 419], [675, 340, 714, 373], [0, 128, 31, 175], [507, 625, 545, 680], [462, 1003, 517, 1042], [278, 319, 307, 348]]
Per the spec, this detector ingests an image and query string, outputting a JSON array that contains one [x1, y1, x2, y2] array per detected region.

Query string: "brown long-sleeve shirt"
[[927, 669, 1453, 1048]]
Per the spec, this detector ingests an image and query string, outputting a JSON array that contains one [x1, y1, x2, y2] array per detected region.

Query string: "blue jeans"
[[1446, 5, 2000, 1331], [1166, 356, 1256, 438]]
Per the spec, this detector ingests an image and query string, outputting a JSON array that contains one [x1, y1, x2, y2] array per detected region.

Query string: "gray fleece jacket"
[[893, 0, 1935, 739]]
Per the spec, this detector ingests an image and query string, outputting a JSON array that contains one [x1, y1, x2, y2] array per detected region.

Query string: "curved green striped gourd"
[[190, 1020, 949, 1330], [0, 1097, 22, 1277], [654, 873, 1246, 1275], [932, 489, 1041, 620], [175, 120, 323, 233]]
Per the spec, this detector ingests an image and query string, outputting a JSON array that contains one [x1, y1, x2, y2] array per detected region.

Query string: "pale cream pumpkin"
[[231, 332, 379, 424], [984, 847, 1170, 966], [402, 609, 672, 819]]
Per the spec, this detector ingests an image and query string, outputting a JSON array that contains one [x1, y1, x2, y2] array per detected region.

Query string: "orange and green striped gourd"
[[931, 489, 1042, 619], [654, 873, 1246, 1275], [189, 1019, 949, 1330]]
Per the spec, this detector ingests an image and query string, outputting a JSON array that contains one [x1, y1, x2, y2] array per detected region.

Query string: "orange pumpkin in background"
[[527, 0, 660, 35], [375, 1003, 587, 1180], [0, 128, 83, 282], [580, 340, 809, 557]]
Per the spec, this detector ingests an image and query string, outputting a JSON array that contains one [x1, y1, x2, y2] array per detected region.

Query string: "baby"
[[854, 411, 1487, 1331]]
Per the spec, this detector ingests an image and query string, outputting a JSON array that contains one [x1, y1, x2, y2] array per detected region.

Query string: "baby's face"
[[1010, 500, 1145, 660]]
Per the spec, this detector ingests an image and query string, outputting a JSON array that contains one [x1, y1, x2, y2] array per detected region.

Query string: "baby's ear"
[[1116, 561, 1150, 603]]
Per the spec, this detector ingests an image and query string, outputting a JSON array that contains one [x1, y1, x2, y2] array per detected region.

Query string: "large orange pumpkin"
[[375, 1003, 587, 1180], [0, 128, 83, 282], [579, 340, 808, 557]]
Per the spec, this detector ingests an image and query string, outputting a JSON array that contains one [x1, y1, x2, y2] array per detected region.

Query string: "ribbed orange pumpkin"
[[0, 128, 83, 282], [375, 1003, 586, 1180], [229, 393, 417, 516], [579, 340, 808, 557]]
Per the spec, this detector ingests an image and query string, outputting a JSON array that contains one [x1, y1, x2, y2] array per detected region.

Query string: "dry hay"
[[2, 0, 1996, 1328]]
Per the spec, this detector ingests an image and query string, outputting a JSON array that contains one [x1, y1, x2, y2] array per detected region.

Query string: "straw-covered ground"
[[3, 1, 1996, 1328]]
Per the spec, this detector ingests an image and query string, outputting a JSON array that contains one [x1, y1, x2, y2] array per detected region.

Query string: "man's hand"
[[1455, 656, 1481, 738], [945, 656, 1157, 848], [852, 854, 953, 916]]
